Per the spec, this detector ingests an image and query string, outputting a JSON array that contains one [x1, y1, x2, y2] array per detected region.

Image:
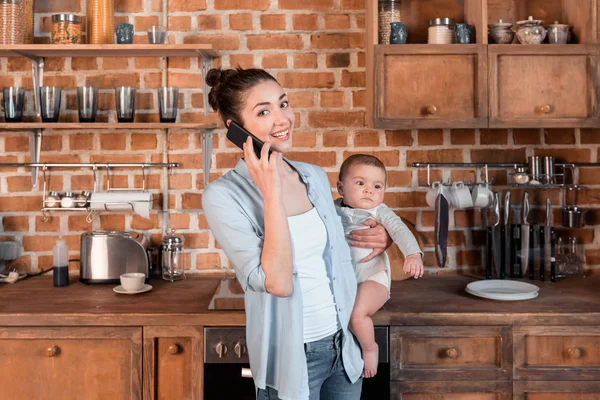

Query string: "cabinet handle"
[[425, 105, 438, 115], [445, 347, 458, 359], [168, 344, 180, 355], [538, 104, 552, 114], [568, 347, 582, 359], [47, 345, 59, 357]]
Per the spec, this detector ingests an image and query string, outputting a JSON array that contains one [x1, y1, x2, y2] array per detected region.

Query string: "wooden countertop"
[[1, 274, 598, 326]]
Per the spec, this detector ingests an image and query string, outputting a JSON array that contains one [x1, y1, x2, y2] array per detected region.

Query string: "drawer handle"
[[168, 344, 181, 355], [47, 345, 59, 357], [568, 347, 582, 359], [445, 347, 459, 359], [538, 104, 552, 114], [425, 105, 438, 115]]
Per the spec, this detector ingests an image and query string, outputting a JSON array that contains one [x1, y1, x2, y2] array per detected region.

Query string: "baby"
[[335, 154, 423, 378]]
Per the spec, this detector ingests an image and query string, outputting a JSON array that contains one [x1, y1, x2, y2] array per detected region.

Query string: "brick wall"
[[1, 0, 599, 276]]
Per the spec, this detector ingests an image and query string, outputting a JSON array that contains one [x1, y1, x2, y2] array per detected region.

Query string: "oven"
[[204, 326, 390, 400]]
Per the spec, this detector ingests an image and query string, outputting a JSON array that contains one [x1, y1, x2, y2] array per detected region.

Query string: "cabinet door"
[[391, 326, 512, 381], [514, 326, 600, 381], [514, 380, 600, 399], [392, 381, 512, 400], [489, 45, 599, 128], [373, 44, 488, 129], [143, 326, 203, 400], [0, 327, 142, 400]]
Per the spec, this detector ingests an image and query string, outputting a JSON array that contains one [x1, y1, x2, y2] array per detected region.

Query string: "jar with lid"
[[378, 0, 401, 44], [76, 191, 91, 208], [513, 166, 530, 184], [60, 192, 76, 208], [161, 230, 185, 282], [428, 18, 455, 44], [52, 14, 83, 44], [0, 0, 24, 45], [45, 191, 62, 208]]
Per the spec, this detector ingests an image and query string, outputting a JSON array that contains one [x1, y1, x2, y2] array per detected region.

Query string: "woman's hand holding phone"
[[243, 137, 283, 201]]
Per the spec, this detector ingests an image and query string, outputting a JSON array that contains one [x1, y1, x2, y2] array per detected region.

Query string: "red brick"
[[292, 131, 317, 148], [183, 35, 240, 51], [579, 168, 600, 185], [354, 130, 380, 147], [85, 73, 140, 89], [341, 0, 363, 9], [183, 232, 210, 248], [308, 111, 364, 127], [131, 214, 159, 230], [196, 252, 223, 269], [323, 131, 349, 147], [535, 149, 591, 163], [352, 90, 365, 107], [167, 213, 190, 230], [262, 54, 287, 69], [134, 58, 160, 69], [279, 0, 334, 10], [182, 193, 203, 209], [288, 92, 314, 108], [326, 53, 350, 68], [287, 151, 337, 167], [471, 149, 526, 164], [456, 249, 482, 266], [513, 128, 541, 145], [197, 15, 222, 30], [100, 134, 126, 151], [2, 216, 28, 231], [383, 191, 427, 208], [544, 128, 576, 145], [229, 14, 253, 31], [134, 174, 161, 190], [168, 0, 207, 12], [168, 173, 193, 189], [343, 150, 400, 167], [36, 216, 59, 232], [278, 72, 335, 89], [450, 129, 475, 145], [320, 91, 345, 108], [168, 16, 192, 31], [4, 136, 29, 152], [355, 13, 365, 28], [115, 0, 143, 12], [41, 135, 63, 151], [247, 34, 303, 50], [133, 16, 160, 32], [99, 215, 126, 231], [214, 0, 269, 10], [311, 33, 363, 49], [325, 14, 351, 29], [68, 216, 90, 231], [35, 0, 81, 12], [131, 133, 158, 150], [293, 53, 318, 69], [70, 175, 94, 191], [341, 71, 365, 87], [169, 154, 203, 169], [407, 150, 463, 165], [387, 171, 412, 188], [293, 15, 318, 31], [69, 133, 94, 150], [385, 130, 413, 147], [581, 128, 600, 144], [417, 129, 444, 146], [22, 235, 57, 252], [480, 129, 508, 145], [261, 14, 286, 30]]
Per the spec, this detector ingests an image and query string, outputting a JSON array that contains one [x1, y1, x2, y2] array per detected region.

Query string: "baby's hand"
[[403, 253, 424, 279]]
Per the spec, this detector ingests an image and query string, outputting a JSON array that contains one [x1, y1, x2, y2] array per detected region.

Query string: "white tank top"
[[287, 207, 340, 343]]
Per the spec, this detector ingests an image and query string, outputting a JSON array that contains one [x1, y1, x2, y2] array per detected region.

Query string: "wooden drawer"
[[514, 380, 600, 399], [0, 327, 142, 400], [489, 45, 599, 128], [392, 381, 512, 400], [373, 44, 488, 129], [391, 326, 512, 381], [514, 326, 600, 380]]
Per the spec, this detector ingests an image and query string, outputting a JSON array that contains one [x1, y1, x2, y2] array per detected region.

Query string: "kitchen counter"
[[1, 274, 598, 326]]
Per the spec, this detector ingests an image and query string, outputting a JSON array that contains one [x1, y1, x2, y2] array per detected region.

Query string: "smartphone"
[[226, 121, 272, 159]]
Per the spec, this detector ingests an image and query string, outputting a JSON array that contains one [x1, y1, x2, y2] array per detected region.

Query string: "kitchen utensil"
[[147, 25, 166, 44], [451, 181, 472, 209], [491, 192, 502, 278], [513, 166, 530, 184], [542, 156, 555, 184], [116, 22, 134, 44], [2, 86, 25, 122], [115, 86, 136, 122], [544, 198, 552, 281], [520, 192, 530, 277], [488, 19, 514, 44], [550, 228, 556, 282], [39, 86, 62, 122], [465, 280, 539, 301], [502, 191, 511, 279], [562, 206, 587, 228], [548, 21, 570, 44], [113, 283, 152, 295], [161, 230, 185, 281], [434, 193, 449, 268], [511, 196, 521, 278], [515, 16, 547, 44], [77, 86, 98, 123], [390, 21, 407, 44], [158, 87, 179, 123], [455, 23, 473, 44], [472, 183, 492, 208]]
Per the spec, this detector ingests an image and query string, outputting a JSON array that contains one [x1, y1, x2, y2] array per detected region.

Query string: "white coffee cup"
[[451, 181, 473, 209], [120, 272, 145, 292], [426, 182, 453, 208], [472, 183, 493, 208]]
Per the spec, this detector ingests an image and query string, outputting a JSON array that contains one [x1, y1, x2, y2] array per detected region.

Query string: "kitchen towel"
[[89, 191, 152, 219]]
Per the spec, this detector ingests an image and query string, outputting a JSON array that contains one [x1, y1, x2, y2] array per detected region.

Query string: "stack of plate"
[[466, 280, 539, 301]]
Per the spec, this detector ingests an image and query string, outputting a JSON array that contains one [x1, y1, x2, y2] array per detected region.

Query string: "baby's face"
[[337, 164, 386, 209]]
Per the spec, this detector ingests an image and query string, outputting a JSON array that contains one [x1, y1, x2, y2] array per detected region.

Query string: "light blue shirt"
[[202, 159, 363, 400]]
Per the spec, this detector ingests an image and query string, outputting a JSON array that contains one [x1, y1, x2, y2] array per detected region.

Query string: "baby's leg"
[[350, 280, 389, 378]]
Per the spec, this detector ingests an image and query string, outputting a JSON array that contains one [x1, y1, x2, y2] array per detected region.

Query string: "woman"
[[202, 67, 391, 400]]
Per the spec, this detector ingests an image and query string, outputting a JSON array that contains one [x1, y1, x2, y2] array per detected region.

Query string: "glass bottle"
[[87, 0, 114, 44], [53, 237, 69, 287], [378, 0, 401, 45], [161, 231, 185, 282]]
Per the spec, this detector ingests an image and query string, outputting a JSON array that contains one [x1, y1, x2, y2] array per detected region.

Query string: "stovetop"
[[208, 278, 245, 311]]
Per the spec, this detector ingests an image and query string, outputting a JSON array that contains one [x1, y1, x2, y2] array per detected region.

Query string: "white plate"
[[466, 280, 539, 301], [113, 284, 152, 295]]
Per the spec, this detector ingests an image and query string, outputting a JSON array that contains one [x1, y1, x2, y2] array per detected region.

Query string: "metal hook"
[[41, 209, 49, 223], [426, 164, 431, 186], [85, 209, 95, 224], [141, 166, 147, 191]]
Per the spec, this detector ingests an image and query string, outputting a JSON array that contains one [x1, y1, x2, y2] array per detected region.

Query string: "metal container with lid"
[[161, 230, 185, 282], [428, 17, 455, 44], [52, 13, 83, 44]]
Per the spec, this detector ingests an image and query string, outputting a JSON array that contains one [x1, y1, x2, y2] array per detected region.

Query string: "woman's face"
[[236, 80, 295, 154]]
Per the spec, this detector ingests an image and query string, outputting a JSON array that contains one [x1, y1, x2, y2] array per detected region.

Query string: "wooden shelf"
[[0, 122, 218, 130], [0, 44, 218, 59]]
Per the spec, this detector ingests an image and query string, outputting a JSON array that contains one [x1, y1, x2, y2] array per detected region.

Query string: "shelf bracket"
[[199, 52, 213, 188], [14, 53, 44, 116], [30, 129, 42, 187]]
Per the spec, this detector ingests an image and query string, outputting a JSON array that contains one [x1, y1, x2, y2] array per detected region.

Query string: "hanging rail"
[[0, 162, 179, 168]]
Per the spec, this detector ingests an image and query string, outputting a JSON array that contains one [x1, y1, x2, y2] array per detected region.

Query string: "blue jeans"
[[256, 330, 362, 400]]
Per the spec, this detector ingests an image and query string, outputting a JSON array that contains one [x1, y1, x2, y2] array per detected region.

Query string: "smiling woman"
[[201, 67, 393, 400]]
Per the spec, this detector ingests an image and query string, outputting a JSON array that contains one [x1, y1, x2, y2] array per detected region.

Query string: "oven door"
[[204, 363, 256, 400]]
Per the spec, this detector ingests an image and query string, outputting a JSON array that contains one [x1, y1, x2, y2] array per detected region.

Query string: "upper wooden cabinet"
[[374, 45, 488, 129], [366, 0, 600, 129], [489, 45, 599, 128]]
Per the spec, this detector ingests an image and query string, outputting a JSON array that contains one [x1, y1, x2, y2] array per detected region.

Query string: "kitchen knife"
[[544, 197, 552, 281], [434, 193, 449, 268], [520, 192, 530, 277], [550, 227, 556, 282], [539, 226, 545, 281], [491, 192, 502, 278], [502, 191, 511, 279], [529, 225, 535, 280]]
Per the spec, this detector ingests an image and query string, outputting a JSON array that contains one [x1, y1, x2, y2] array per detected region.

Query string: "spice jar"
[[0, 0, 24, 45], [428, 18, 456, 44], [76, 191, 91, 208], [378, 0, 401, 45], [45, 191, 62, 208], [513, 166, 530, 185], [60, 192, 76, 208], [52, 14, 82, 44]]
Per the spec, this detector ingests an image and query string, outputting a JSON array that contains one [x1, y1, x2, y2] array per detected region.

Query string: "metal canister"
[[527, 156, 543, 183], [160, 230, 185, 282], [542, 156, 555, 184], [52, 14, 82, 44]]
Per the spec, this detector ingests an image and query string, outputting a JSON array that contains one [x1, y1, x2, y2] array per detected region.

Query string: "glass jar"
[[513, 166, 530, 184], [45, 191, 62, 208], [378, 0, 401, 45], [52, 14, 83, 44], [60, 192, 76, 208], [161, 231, 185, 282], [0, 0, 24, 45], [76, 191, 91, 207]]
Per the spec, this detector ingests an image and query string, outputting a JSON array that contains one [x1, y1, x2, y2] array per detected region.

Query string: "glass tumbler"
[[115, 86, 136, 122], [158, 87, 179, 123], [39, 86, 62, 122], [147, 25, 166, 44], [77, 86, 98, 123], [3, 87, 25, 122], [161, 233, 185, 282]]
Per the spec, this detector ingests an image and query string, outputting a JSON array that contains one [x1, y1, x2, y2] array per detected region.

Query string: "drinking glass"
[[77, 86, 98, 123], [158, 87, 179, 123], [2, 87, 25, 122], [147, 25, 166, 44], [39, 86, 62, 123], [115, 86, 136, 123]]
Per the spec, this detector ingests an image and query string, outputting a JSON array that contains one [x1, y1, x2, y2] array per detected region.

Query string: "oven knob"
[[234, 341, 246, 358], [215, 341, 228, 358]]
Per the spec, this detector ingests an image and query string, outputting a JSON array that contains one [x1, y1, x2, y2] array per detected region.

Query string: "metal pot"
[[561, 206, 587, 228]]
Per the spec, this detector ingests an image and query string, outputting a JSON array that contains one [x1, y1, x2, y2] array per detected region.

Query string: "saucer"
[[113, 284, 152, 295]]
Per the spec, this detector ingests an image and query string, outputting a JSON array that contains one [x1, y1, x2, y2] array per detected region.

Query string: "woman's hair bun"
[[206, 68, 239, 88]]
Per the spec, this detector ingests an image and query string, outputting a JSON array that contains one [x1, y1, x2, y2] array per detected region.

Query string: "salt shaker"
[[46, 191, 61, 208], [60, 192, 75, 208]]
